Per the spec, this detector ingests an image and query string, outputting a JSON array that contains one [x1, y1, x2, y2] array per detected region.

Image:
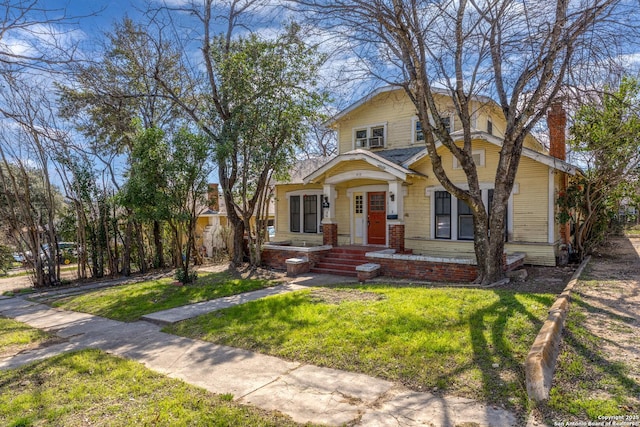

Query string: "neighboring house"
[[196, 183, 276, 257], [266, 86, 577, 280]]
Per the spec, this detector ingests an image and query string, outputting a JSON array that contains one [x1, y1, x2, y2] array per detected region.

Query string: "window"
[[457, 199, 474, 240], [290, 196, 300, 232], [355, 195, 363, 214], [430, 189, 508, 241], [435, 191, 451, 239], [355, 129, 368, 148], [303, 195, 318, 233], [487, 119, 493, 135], [415, 120, 424, 142], [352, 124, 386, 149], [289, 193, 323, 234]]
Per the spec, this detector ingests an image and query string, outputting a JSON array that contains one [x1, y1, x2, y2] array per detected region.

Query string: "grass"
[[0, 349, 308, 427], [540, 294, 640, 422], [48, 271, 278, 322], [0, 317, 54, 357], [165, 284, 556, 416]]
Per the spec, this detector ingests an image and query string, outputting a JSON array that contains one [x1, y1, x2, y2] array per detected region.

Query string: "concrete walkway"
[[0, 278, 519, 426]]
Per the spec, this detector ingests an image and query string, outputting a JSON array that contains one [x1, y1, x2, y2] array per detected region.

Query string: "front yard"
[[46, 270, 278, 322], [0, 348, 308, 427], [165, 284, 557, 417]]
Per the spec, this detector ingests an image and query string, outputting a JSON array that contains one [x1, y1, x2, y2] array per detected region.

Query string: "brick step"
[[323, 253, 369, 262], [309, 267, 358, 277], [328, 248, 371, 255], [320, 257, 365, 266], [314, 262, 359, 272]]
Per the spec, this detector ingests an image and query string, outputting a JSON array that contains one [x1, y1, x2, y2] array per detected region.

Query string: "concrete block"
[[286, 257, 309, 277]]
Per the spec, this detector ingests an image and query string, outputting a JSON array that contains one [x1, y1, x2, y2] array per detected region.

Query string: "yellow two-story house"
[[269, 86, 576, 278]]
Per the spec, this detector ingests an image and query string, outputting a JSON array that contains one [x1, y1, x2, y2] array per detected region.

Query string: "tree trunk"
[[153, 220, 164, 268], [135, 221, 147, 273], [122, 216, 132, 276]]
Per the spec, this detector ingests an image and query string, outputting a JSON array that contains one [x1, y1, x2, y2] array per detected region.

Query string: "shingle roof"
[[374, 147, 425, 166]]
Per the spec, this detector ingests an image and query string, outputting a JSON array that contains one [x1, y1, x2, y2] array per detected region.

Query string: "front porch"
[[262, 242, 525, 283]]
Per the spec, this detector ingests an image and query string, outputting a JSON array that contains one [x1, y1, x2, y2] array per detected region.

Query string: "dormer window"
[[487, 119, 493, 135], [353, 124, 386, 149]]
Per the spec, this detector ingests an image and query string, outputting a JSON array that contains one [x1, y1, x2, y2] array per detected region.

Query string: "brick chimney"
[[547, 102, 566, 161], [207, 183, 219, 211]]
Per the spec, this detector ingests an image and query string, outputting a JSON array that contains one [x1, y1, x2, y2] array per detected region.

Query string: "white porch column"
[[323, 184, 337, 223], [387, 180, 404, 220]]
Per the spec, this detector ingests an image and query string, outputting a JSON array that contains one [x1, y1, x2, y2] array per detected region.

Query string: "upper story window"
[[353, 124, 386, 149], [415, 120, 424, 143], [487, 119, 493, 135]]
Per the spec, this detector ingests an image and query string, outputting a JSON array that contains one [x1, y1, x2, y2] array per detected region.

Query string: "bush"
[[0, 245, 14, 274], [174, 268, 198, 284]]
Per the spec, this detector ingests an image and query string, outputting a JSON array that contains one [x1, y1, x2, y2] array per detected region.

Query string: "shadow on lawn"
[[436, 290, 555, 414]]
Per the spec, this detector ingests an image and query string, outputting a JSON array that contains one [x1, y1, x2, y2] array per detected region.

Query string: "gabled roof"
[[303, 149, 425, 184], [325, 85, 496, 126], [402, 130, 579, 174]]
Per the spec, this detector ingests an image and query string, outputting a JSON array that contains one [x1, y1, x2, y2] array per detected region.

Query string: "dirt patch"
[[0, 335, 68, 359], [493, 264, 578, 294], [534, 236, 640, 423], [307, 288, 386, 304]]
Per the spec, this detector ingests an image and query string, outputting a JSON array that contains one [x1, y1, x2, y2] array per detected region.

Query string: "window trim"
[[428, 185, 513, 241], [434, 191, 452, 239], [286, 190, 324, 234], [412, 117, 425, 144], [352, 122, 387, 150], [452, 149, 485, 169]]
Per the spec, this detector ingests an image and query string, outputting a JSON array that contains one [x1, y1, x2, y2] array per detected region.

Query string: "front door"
[[367, 192, 386, 245]]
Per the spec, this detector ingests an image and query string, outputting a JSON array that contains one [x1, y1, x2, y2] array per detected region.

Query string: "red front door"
[[367, 192, 386, 245]]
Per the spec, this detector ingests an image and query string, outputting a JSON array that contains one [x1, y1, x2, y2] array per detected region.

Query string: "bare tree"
[[296, 0, 638, 283], [0, 74, 66, 287]]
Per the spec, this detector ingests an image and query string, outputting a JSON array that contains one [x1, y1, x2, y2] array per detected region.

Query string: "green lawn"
[[49, 271, 278, 322], [0, 317, 54, 357], [0, 349, 308, 427], [165, 285, 556, 416]]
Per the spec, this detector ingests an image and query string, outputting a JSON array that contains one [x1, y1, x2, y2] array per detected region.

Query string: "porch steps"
[[310, 247, 371, 277]]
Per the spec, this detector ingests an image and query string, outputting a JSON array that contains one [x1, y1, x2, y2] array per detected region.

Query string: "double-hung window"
[[353, 124, 386, 149], [457, 199, 474, 240], [431, 189, 508, 241], [289, 193, 323, 234], [435, 191, 451, 239]]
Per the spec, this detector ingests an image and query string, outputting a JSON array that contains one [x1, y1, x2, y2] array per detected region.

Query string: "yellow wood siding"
[[512, 158, 549, 243], [404, 179, 430, 239]]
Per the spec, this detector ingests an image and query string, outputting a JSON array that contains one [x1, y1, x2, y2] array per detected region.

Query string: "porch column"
[[322, 184, 338, 246], [388, 180, 405, 253]]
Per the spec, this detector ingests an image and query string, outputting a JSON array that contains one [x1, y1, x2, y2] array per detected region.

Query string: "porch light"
[[389, 192, 395, 202]]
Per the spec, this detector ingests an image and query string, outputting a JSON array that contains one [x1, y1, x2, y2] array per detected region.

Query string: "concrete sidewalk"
[[0, 293, 519, 426]]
